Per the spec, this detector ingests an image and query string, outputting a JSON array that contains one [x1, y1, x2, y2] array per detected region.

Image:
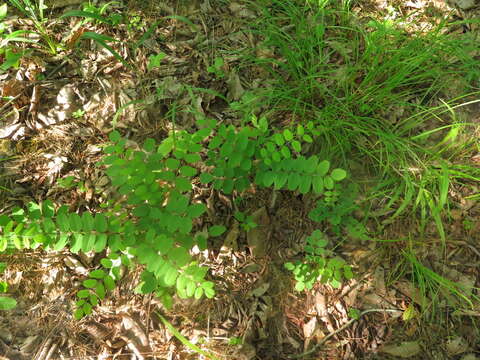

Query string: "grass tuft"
[[239, 0, 480, 236]]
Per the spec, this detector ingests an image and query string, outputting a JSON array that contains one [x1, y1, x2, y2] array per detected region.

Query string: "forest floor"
[[1, 0, 480, 359]]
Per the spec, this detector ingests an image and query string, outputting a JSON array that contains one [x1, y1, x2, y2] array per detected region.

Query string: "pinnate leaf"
[[331, 168, 347, 181], [209, 225, 226, 237]]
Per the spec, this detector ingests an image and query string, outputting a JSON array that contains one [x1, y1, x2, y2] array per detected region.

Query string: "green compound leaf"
[[187, 203, 206, 218], [274, 133, 285, 146], [297, 124, 305, 136], [202, 281, 215, 298], [324, 176, 334, 190], [90, 294, 99, 306], [262, 171, 275, 187], [295, 282, 306, 292], [209, 225, 226, 237], [184, 153, 201, 163], [143, 138, 155, 152], [94, 234, 107, 253], [83, 302, 93, 315], [90, 269, 106, 279], [283, 129, 293, 141], [42, 200, 55, 218], [199, 172, 214, 184], [96, 282, 106, 299], [274, 172, 288, 190], [291, 140, 302, 152], [317, 160, 330, 176], [331, 168, 347, 181], [0, 297, 16, 310], [186, 280, 196, 297], [168, 247, 191, 267], [287, 172, 301, 191], [298, 177, 312, 194], [194, 287, 204, 299], [77, 289, 91, 298], [175, 177, 192, 192], [53, 234, 70, 251], [81, 212, 94, 232], [166, 158, 180, 170], [95, 213, 107, 233], [303, 134, 313, 143], [103, 276, 116, 291], [180, 166, 197, 177], [109, 131, 121, 142], [100, 258, 113, 268], [83, 279, 97, 288], [344, 266, 354, 280], [312, 176, 324, 194], [74, 308, 84, 320], [280, 146, 291, 159], [164, 267, 179, 287], [69, 213, 82, 232], [56, 213, 70, 232]]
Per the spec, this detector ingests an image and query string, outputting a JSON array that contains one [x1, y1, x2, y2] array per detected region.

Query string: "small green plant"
[[308, 182, 366, 240], [462, 218, 474, 231], [0, 111, 354, 318], [285, 230, 354, 291], [56, 175, 86, 192], [228, 336, 243, 345], [233, 211, 257, 231], [7, 0, 60, 54], [207, 57, 225, 78], [348, 308, 361, 320], [147, 52, 166, 71], [0, 3, 34, 71], [0, 262, 16, 310], [72, 109, 85, 119]]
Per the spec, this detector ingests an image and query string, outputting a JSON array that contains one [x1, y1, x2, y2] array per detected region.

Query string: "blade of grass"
[[157, 312, 219, 360], [79, 32, 131, 69]]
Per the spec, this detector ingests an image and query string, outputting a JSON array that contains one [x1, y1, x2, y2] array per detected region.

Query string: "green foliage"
[[308, 183, 366, 240], [284, 230, 354, 291], [7, 0, 59, 54], [0, 111, 357, 318], [0, 3, 33, 72], [244, 0, 480, 239], [147, 52, 166, 71]]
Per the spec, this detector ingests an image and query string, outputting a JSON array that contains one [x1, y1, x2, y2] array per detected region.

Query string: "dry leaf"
[[248, 282, 270, 298], [461, 354, 479, 360], [303, 317, 318, 339], [247, 207, 270, 258], [446, 336, 469, 356], [227, 71, 245, 101], [380, 341, 421, 358], [223, 221, 239, 251]]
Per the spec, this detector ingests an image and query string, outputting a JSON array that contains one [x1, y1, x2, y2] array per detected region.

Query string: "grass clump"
[[240, 0, 480, 235]]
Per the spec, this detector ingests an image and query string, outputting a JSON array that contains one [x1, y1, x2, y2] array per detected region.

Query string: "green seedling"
[[234, 211, 257, 231], [7, 0, 60, 54], [207, 57, 225, 78], [285, 230, 354, 291], [0, 262, 16, 310]]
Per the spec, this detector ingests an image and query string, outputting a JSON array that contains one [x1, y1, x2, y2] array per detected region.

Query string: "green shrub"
[[0, 114, 357, 317]]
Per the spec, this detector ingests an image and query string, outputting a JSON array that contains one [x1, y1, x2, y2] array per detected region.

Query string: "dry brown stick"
[[288, 308, 402, 359]]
